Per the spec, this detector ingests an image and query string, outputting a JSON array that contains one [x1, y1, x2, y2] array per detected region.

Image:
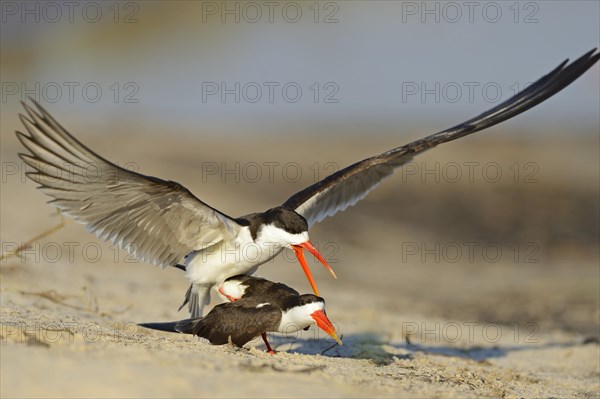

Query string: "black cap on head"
[[298, 294, 325, 306], [263, 207, 308, 234]]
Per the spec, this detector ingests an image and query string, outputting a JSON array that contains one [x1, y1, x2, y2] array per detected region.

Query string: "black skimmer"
[[139, 275, 342, 353], [16, 50, 599, 317]]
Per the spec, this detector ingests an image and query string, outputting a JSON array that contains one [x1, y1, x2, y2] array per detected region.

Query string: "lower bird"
[[139, 275, 343, 354]]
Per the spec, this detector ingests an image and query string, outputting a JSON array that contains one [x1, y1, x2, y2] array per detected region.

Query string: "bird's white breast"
[[184, 226, 283, 285]]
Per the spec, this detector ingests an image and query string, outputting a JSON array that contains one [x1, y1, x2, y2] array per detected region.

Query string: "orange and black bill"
[[292, 241, 337, 296], [311, 309, 343, 345]]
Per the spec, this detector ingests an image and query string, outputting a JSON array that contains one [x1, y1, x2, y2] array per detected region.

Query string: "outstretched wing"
[[17, 100, 242, 268], [283, 49, 599, 226]]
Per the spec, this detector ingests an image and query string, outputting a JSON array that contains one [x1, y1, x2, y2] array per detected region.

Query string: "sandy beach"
[[1, 130, 598, 398], [2, 2, 599, 395]]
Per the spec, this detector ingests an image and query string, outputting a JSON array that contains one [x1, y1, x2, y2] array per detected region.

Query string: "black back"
[[225, 275, 324, 312], [226, 275, 298, 303]]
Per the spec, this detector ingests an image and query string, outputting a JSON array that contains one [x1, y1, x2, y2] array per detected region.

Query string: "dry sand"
[[1, 130, 599, 398]]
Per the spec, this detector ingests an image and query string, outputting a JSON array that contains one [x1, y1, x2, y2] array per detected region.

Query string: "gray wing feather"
[[17, 100, 242, 269], [284, 49, 599, 226]]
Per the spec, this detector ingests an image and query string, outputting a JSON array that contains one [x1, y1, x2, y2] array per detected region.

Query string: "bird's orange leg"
[[261, 333, 276, 355]]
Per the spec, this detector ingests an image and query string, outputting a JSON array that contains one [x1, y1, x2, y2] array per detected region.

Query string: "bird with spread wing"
[[16, 49, 599, 317]]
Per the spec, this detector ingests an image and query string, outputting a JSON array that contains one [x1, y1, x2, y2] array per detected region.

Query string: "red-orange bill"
[[311, 309, 343, 345], [292, 245, 320, 296], [297, 241, 337, 279], [292, 241, 337, 296]]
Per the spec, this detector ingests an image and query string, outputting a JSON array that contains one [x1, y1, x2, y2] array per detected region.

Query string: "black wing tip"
[[563, 48, 597, 65], [565, 48, 599, 73], [542, 48, 597, 85], [557, 58, 570, 70], [574, 48, 599, 64], [582, 47, 598, 58], [553, 49, 599, 90]]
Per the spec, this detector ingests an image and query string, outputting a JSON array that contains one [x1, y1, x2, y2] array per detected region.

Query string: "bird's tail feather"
[[178, 284, 211, 318], [139, 318, 200, 335], [174, 318, 199, 334], [139, 321, 181, 334]]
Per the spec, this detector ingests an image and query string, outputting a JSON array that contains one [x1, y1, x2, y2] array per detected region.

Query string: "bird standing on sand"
[[139, 275, 343, 353], [16, 50, 599, 317]]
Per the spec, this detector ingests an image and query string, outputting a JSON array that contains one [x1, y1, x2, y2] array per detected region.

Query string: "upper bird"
[[16, 49, 599, 317]]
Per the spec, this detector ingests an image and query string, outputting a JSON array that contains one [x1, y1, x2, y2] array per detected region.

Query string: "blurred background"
[[1, 2, 599, 395]]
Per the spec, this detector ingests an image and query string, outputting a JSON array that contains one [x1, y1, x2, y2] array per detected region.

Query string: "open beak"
[[311, 309, 343, 346], [292, 241, 337, 296]]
